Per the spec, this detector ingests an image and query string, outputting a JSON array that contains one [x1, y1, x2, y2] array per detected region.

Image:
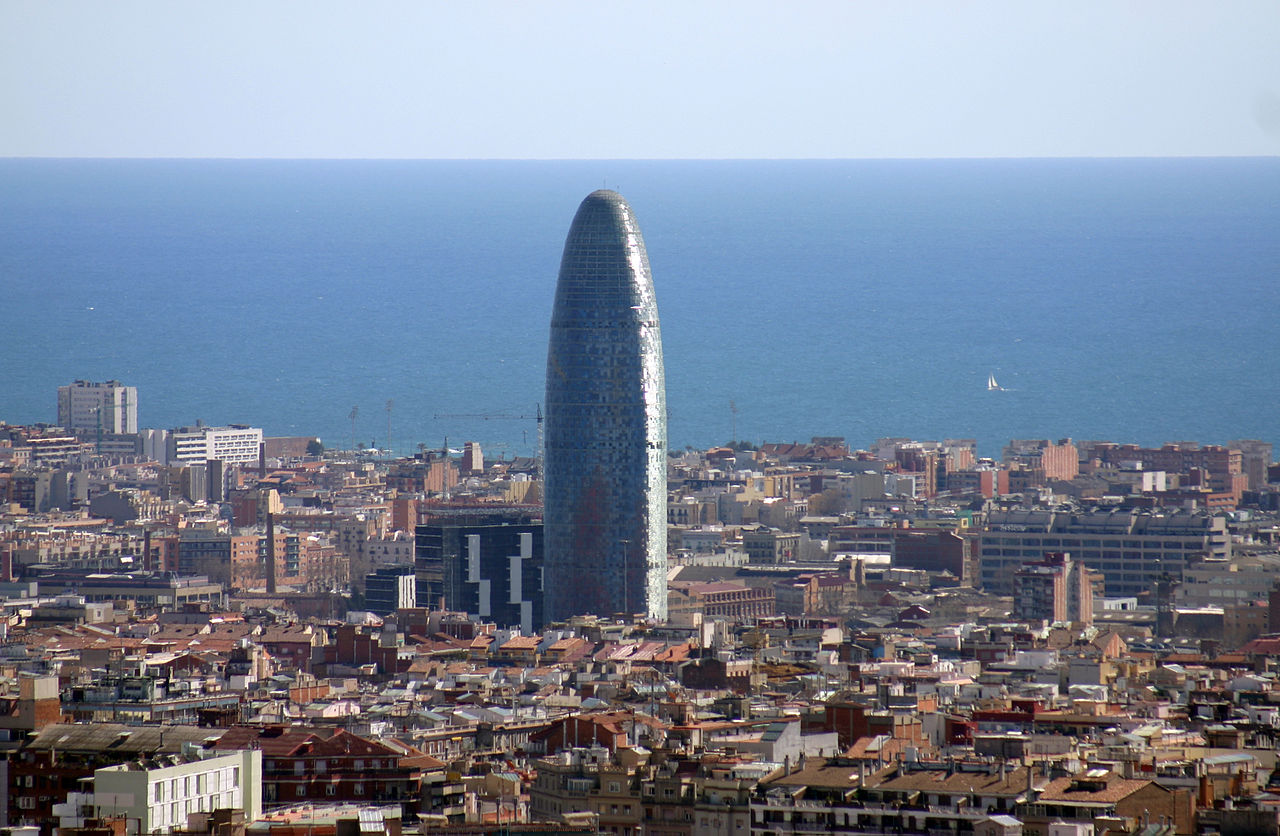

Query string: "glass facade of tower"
[[544, 190, 667, 622]]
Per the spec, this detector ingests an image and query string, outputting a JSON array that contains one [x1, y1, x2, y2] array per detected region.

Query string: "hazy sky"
[[4, 1, 1279, 159]]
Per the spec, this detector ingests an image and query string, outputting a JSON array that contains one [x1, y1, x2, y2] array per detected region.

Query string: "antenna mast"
[[386, 399, 394, 457]]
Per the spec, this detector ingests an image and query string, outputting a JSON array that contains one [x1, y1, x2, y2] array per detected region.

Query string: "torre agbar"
[[544, 190, 668, 622]]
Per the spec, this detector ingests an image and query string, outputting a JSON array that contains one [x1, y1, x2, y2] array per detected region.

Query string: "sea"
[[2, 158, 1278, 461]]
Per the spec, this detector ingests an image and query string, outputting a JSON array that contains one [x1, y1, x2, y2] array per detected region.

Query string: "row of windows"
[[150, 792, 240, 826], [266, 758, 394, 771], [985, 537, 1204, 549], [981, 546, 1199, 558], [151, 767, 240, 802]]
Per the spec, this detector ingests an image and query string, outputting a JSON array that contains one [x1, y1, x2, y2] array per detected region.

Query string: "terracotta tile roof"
[[146, 625, 207, 642], [258, 626, 315, 644], [498, 635, 541, 651], [627, 641, 666, 662], [214, 725, 320, 756], [556, 641, 596, 663], [22, 626, 144, 653], [1039, 773, 1154, 804], [653, 643, 693, 663], [411, 636, 470, 654], [601, 644, 639, 662], [763, 758, 892, 790], [1240, 636, 1280, 655], [870, 766, 1038, 796], [844, 735, 911, 761], [400, 753, 447, 771], [213, 726, 401, 759], [406, 658, 437, 675]]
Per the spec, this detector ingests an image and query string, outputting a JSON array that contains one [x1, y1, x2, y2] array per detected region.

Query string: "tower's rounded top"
[[580, 189, 629, 212], [566, 190, 639, 243]]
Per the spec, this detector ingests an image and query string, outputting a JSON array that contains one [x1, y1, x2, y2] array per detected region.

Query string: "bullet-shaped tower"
[[544, 190, 667, 622]]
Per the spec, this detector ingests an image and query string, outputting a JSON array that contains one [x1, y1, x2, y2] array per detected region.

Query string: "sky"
[[3, 1, 1279, 159]]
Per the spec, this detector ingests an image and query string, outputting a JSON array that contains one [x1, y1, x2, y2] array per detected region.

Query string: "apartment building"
[[980, 509, 1229, 596], [57, 380, 138, 435]]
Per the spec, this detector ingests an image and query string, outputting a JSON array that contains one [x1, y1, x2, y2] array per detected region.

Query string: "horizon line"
[[3, 153, 1279, 163]]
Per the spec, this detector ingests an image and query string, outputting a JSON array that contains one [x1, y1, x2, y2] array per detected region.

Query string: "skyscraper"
[[544, 190, 667, 622]]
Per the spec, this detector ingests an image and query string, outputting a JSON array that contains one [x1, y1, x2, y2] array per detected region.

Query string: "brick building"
[[213, 727, 423, 817], [1012, 551, 1095, 625]]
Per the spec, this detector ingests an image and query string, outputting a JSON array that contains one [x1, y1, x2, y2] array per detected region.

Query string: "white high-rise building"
[[144, 425, 264, 465], [57, 380, 138, 434]]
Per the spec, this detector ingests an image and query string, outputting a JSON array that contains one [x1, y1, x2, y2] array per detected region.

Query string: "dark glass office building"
[[414, 508, 544, 633], [364, 565, 416, 616], [544, 190, 667, 621]]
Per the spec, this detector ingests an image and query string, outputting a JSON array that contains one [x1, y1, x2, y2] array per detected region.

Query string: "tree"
[[306, 439, 324, 456]]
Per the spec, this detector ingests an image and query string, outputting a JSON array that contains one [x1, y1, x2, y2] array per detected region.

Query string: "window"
[[354, 784, 364, 796], [296, 786, 307, 797], [326, 785, 337, 797]]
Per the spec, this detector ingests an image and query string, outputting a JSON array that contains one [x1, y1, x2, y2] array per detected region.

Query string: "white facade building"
[[89, 748, 261, 835], [149, 425, 264, 465], [206, 426, 263, 464], [58, 380, 138, 434]]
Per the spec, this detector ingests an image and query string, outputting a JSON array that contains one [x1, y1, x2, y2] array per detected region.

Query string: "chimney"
[[266, 512, 277, 595]]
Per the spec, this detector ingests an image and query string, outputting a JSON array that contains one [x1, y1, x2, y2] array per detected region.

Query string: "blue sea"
[[2, 158, 1278, 460]]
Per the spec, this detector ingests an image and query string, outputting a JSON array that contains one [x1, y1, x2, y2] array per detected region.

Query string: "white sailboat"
[[987, 373, 1002, 391]]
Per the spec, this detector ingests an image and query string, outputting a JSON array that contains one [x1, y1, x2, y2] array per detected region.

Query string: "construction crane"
[[433, 405, 544, 480]]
